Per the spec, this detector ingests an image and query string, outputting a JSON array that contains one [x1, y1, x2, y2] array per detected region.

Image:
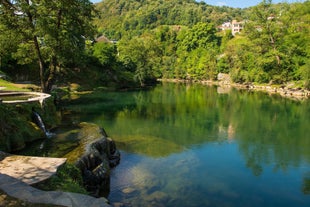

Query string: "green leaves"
[[92, 42, 117, 67], [178, 22, 219, 52], [175, 22, 219, 80], [0, 0, 95, 92]]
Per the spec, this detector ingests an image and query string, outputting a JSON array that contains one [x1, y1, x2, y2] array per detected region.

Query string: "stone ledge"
[[0, 153, 66, 185], [0, 173, 111, 207]]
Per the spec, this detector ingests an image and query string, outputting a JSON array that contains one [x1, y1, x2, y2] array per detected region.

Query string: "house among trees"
[[231, 20, 244, 36], [218, 20, 244, 36]]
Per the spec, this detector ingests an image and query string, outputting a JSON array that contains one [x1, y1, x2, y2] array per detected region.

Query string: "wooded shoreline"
[[159, 78, 310, 100]]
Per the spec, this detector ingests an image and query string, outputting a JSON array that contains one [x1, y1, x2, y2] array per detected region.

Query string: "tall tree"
[[176, 22, 220, 80], [0, 0, 95, 92], [117, 34, 162, 86], [244, 0, 289, 83]]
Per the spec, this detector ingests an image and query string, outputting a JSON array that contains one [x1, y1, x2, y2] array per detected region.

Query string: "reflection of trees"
[[230, 92, 310, 176], [303, 173, 310, 195], [127, 83, 310, 175], [67, 83, 310, 173], [114, 83, 222, 146]]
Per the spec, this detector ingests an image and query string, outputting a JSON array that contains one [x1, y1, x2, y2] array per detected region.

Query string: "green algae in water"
[[114, 134, 183, 157]]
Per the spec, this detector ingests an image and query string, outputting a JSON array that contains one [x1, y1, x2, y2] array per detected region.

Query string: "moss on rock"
[[0, 97, 59, 152]]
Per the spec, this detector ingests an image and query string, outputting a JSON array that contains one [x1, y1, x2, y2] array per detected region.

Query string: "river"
[[22, 82, 310, 207]]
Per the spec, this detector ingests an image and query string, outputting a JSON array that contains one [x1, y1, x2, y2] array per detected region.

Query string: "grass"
[[34, 163, 88, 195], [0, 79, 30, 91]]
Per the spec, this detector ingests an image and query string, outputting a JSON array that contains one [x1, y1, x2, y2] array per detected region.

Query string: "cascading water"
[[32, 108, 54, 138]]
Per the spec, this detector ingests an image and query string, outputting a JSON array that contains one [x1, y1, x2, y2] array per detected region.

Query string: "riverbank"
[[159, 77, 310, 100]]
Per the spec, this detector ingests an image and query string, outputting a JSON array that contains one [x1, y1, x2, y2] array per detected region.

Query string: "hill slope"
[[93, 0, 245, 39]]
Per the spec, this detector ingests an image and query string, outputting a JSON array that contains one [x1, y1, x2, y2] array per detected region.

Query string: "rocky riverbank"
[[159, 74, 310, 100], [0, 122, 120, 207]]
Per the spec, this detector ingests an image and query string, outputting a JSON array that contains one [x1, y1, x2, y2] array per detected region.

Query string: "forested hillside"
[[0, 0, 309, 91], [93, 0, 310, 88], [94, 0, 245, 39]]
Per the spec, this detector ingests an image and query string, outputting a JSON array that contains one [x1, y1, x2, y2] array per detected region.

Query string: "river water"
[[63, 82, 310, 207], [22, 82, 310, 206]]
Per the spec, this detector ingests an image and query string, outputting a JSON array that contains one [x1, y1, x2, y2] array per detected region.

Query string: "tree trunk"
[[45, 58, 57, 93], [25, 0, 47, 92], [268, 31, 280, 66], [33, 35, 47, 92]]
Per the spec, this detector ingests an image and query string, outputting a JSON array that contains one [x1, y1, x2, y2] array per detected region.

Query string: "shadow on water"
[[17, 125, 81, 158]]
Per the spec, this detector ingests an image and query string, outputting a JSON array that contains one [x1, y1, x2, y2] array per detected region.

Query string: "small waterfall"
[[32, 109, 54, 138]]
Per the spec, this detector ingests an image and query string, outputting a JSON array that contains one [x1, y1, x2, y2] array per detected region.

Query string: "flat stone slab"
[[0, 154, 67, 185], [0, 173, 111, 207]]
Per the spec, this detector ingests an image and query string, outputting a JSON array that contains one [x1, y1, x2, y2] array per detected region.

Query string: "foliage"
[[92, 0, 309, 88], [0, 98, 59, 152], [0, 79, 29, 91], [93, 0, 245, 40], [35, 163, 88, 194], [0, 0, 309, 90], [117, 34, 162, 86], [0, 103, 41, 151], [0, 0, 95, 92], [221, 0, 310, 86], [92, 42, 117, 67], [176, 22, 220, 80]]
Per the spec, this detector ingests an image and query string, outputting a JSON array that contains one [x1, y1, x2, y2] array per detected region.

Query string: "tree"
[[176, 22, 220, 80], [92, 42, 117, 67], [178, 22, 219, 52], [0, 21, 22, 72], [117, 34, 162, 86], [280, 1, 310, 87], [244, 0, 292, 83], [0, 0, 95, 92]]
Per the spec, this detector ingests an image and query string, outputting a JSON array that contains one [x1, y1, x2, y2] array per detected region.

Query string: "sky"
[[90, 0, 305, 8]]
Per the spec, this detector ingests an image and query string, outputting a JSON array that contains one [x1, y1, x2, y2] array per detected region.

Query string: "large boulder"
[[217, 73, 231, 85], [64, 122, 120, 197]]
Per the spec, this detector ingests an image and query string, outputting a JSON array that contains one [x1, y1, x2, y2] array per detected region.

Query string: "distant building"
[[96, 35, 117, 44], [218, 22, 231, 31], [231, 20, 244, 36], [218, 20, 244, 36]]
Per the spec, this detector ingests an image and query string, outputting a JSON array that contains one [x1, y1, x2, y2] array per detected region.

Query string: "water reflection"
[[64, 82, 310, 206], [67, 83, 310, 168], [303, 173, 310, 195]]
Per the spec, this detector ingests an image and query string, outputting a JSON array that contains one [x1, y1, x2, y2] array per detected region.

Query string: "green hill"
[[93, 0, 245, 39]]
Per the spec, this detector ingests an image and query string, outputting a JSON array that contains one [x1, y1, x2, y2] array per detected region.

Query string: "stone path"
[[0, 173, 111, 207], [0, 152, 111, 207], [0, 154, 67, 185]]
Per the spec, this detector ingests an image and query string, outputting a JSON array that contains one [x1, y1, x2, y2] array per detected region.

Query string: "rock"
[[217, 73, 231, 85], [145, 191, 169, 203], [0, 153, 66, 185], [122, 187, 136, 194], [112, 202, 125, 207], [0, 173, 111, 207], [67, 123, 120, 197]]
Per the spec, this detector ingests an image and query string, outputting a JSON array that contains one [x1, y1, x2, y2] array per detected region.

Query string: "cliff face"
[[0, 97, 59, 152]]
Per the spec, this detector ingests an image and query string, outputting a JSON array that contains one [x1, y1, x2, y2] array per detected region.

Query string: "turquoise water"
[[65, 83, 310, 207]]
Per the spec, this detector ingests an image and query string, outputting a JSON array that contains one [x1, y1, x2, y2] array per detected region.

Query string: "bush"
[[35, 163, 88, 194]]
